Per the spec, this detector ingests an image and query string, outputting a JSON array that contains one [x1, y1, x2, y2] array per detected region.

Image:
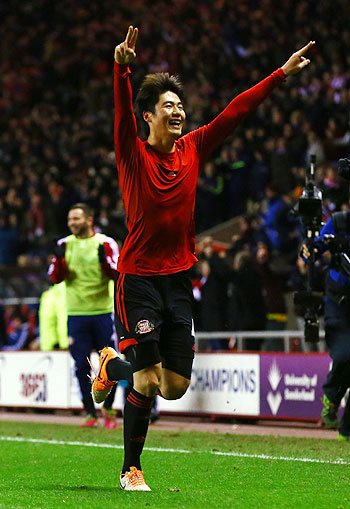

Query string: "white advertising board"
[[0, 352, 259, 416], [0, 351, 69, 408], [158, 353, 260, 415]]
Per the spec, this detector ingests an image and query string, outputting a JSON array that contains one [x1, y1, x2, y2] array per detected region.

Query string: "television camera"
[[294, 156, 350, 342]]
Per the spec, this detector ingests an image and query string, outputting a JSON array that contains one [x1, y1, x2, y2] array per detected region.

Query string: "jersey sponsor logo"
[[135, 320, 155, 335]]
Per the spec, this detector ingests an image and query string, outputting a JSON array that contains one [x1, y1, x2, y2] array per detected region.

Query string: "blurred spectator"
[[0, 212, 19, 265], [227, 214, 270, 259], [255, 242, 288, 351], [39, 282, 68, 351], [196, 161, 224, 232], [305, 131, 325, 167], [320, 165, 348, 208], [195, 237, 228, 350], [1, 304, 37, 351], [261, 183, 298, 257], [249, 151, 269, 202], [226, 250, 266, 351], [269, 137, 295, 192], [2, 312, 30, 351], [27, 193, 45, 242], [225, 146, 251, 218], [0, 305, 6, 348]]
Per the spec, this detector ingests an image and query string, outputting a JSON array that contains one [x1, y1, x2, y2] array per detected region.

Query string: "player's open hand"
[[281, 41, 315, 76], [114, 26, 138, 65]]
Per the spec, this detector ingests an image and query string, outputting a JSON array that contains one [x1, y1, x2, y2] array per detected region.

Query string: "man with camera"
[[302, 158, 350, 438]]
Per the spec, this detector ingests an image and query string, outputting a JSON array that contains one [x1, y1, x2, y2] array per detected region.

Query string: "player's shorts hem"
[[125, 341, 162, 373], [119, 337, 138, 353]]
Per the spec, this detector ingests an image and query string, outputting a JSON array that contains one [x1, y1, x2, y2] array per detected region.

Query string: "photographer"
[[302, 158, 350, 438]]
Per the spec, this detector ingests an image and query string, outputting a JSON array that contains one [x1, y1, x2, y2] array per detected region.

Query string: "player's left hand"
[[98, 244, 107, 264], [281, 41, 315, 76]]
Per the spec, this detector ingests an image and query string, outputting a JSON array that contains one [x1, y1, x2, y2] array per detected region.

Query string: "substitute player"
[[49, 202, 121, 428], [90, 26, 315, 490]]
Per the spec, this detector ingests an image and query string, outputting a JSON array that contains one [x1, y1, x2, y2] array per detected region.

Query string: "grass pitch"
[[0, 420, 350, 508]]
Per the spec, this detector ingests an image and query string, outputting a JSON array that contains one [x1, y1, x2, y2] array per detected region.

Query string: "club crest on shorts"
[[135, 319, 155, 335]]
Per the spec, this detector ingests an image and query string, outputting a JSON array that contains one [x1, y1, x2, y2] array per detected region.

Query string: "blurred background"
[[0, 0, 349, 352]]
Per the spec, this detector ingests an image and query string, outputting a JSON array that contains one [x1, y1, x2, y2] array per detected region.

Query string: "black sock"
[[122, 389, 153, 473], [106, 357, 133, 384]]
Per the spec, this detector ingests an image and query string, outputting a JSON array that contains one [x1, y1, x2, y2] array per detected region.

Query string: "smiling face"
[[67, 208, 94, 238], [144, 91, 186, 141]]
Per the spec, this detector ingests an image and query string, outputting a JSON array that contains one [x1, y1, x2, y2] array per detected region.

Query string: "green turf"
[[1, 420, 350, 508]]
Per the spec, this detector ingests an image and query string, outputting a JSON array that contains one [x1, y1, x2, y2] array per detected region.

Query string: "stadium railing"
[[195, 330, 326, 353]]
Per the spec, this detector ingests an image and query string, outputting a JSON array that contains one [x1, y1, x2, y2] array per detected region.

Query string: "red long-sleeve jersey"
[[114, 62, 285, 276]]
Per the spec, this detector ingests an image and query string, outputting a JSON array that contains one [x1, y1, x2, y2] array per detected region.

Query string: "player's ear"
[[143, 111, 152, 123]]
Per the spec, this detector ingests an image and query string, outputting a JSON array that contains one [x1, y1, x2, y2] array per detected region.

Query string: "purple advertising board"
[[260, 353, 334, 419]]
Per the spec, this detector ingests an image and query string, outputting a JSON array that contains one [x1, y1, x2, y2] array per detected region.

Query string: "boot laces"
[[124, 467, 147, 487], [87, 356, 99, 382], [87, 350, 105, 382]]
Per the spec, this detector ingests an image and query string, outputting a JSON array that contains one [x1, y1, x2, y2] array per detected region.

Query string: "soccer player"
[[90, 26, 315, 490], [49, 203, 121, 428]]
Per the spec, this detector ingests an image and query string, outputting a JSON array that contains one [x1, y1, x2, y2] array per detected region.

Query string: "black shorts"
[[114, 270, 195, 379]]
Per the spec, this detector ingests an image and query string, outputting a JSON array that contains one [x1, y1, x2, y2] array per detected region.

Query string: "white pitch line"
[[1, 436, 348, 466], [211, 450, 349, 465], [0, 436, 191, 454]]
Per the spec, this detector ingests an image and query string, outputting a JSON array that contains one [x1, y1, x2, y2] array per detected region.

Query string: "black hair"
[[135, 72, 184, 118]]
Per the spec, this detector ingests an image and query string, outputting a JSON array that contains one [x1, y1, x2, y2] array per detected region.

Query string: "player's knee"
[[161, 377, 190, 400], [134, 365, 161, 398]]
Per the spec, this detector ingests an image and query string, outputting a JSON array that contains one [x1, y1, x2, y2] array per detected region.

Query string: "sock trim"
[[127, 393, 153, 409]]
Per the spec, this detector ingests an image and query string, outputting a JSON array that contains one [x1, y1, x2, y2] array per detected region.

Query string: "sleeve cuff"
[[114, 61, 131, 76], [276, 67, 287, 80]]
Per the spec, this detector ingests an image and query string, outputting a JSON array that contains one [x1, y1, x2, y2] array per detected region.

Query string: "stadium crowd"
[[0, 0, 349, 350]]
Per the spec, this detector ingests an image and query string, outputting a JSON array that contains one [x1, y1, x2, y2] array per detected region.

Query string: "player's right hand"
[[114, 26, 138, 65], [281, 41, 315, 76]]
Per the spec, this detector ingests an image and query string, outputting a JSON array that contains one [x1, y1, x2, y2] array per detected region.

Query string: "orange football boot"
[[120, 467, 151, 491], [87, 347, 118, 404]]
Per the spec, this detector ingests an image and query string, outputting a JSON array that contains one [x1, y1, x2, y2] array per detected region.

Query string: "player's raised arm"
[[281, 41, 315, 76], [113, 26, 140, 174], [190, 40, 316, 160], [114, 25, 138, 65]]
